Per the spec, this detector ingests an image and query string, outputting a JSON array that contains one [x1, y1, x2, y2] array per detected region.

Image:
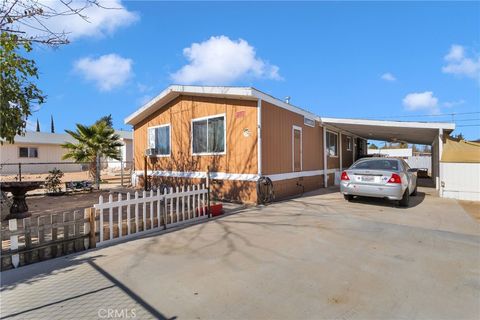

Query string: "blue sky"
[[28, 1, 480, 141]]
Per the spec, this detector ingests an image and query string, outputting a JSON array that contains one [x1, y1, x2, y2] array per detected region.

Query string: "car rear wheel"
[[344, 194, 353, 201], [399, 189, 410, 207]]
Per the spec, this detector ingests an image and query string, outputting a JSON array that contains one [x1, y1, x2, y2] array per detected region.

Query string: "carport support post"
[[437, 128, 444, 191]]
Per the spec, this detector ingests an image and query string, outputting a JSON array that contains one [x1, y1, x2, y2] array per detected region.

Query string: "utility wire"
[[453, 118, 480, 122], [367, 111, 480, 120]]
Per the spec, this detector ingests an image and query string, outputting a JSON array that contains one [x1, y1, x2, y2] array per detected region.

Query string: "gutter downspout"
[[257, 98, 262, 177]]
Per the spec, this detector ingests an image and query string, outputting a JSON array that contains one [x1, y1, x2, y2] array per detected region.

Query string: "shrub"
[[45, 168, 64, 193]]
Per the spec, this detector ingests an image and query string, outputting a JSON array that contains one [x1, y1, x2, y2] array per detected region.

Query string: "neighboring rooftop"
[[1, 130, 133, 145]]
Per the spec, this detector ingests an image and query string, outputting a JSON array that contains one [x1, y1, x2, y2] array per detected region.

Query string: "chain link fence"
[[0, 161, 134, 190]]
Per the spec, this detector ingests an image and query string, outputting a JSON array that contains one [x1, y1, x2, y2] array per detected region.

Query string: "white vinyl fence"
[[94, 184, 208, 246], [406, 156, 432, 174]]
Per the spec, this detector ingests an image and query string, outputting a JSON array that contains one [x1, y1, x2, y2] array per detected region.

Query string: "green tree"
[[369, 143, 378, 149], [50, 115, 55, 133], [62, 118, 123, 184], [0, 1, 110, 143], [0, 32, 45, 143], [95, 114, 113, 127], [36, 118, 40, 132]]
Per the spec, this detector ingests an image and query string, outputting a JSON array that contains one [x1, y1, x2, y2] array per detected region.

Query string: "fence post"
[[206, 166, 211, 218], [84, 208, 91, 249], [18, 163, 22, 182], [86, 208, 96, 248], [8, 219, 19, 268]]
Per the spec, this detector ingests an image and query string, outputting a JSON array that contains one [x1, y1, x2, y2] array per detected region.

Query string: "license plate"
[[361, 176, 375, 182]]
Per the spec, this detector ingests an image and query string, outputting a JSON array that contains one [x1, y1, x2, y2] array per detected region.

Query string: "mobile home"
[[125, 85, 366, 203]]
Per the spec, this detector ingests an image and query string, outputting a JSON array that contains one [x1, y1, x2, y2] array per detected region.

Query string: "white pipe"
[[257, 98, 262, 176]]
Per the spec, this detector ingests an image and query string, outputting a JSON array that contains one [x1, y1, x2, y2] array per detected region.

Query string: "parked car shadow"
[[347, 191, 426, 209]]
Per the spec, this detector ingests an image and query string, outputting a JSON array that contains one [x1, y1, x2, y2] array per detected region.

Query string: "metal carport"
[[319, 117, 455, 190]]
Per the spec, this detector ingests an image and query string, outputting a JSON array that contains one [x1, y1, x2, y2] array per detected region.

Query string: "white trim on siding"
[[133, 168, 340, 183]]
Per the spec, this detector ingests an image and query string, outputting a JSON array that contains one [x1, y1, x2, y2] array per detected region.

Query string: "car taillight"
[[388, 173, 402, 184], [341, 171, 350, 181]]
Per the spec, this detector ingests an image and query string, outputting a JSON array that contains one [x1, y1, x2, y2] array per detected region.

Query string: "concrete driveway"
[[2, 187, 479, 320]]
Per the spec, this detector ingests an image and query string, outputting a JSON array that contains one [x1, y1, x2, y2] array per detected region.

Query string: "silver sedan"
[[340, 157, 418, 207]]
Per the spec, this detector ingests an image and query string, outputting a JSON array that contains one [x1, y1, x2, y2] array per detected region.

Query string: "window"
[[352, 159, 400, 171], [19, 147, 38, 158], [192, 115, 225, 154], [346, 136, 353, 151], [326, 131, 338, 157], [148, 124, 170, 156]]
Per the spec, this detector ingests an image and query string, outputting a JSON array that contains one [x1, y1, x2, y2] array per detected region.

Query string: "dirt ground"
[[459, 200, 480, 223], [25, 188, 134, 216]]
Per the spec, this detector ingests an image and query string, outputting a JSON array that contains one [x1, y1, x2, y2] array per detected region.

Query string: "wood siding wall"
[[133, 95, 258, 175], [261, 101, 323, 174], [133, 95, 258, 203]]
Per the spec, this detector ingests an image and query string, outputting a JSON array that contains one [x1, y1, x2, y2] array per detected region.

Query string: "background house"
[[0, 131, 133, 176]]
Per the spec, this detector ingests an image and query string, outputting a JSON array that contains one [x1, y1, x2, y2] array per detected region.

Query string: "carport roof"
[[320, 117, 455, 145]]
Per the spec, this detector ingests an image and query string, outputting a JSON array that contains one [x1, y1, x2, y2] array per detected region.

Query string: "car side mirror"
[[407, 168, 418, 173]]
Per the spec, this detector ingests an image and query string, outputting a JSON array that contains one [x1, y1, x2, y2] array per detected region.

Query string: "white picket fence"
[[93, 184, 208, 246]]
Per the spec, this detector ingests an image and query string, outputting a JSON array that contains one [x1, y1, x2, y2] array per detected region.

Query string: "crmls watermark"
[[98, 308, 136, 319]]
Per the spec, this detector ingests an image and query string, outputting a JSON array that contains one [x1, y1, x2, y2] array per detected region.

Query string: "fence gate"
[[93, 184, 208, 246]]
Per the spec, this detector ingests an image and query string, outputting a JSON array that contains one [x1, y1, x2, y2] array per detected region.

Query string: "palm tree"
[[62, 119, 123, 185]]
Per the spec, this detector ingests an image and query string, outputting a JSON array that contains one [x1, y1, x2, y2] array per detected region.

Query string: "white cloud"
[[402, 91, 439, 114], [74, 54, 133, 91], [14, 0, 138, 41], [381, 72, 396, 82], [443, 99, 465, 108], [442, 44, 480, 79], [171, 36, 282, 84]]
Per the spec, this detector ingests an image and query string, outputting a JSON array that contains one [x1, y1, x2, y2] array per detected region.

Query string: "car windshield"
[[351, 159, 400, 171]]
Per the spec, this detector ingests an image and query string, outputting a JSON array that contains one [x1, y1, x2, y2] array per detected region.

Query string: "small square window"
[[19, 147, 29, 158]]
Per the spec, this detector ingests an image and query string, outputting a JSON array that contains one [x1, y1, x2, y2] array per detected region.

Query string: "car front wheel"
[[399, 189, 410, 207], [344, 194, 353, 201]]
